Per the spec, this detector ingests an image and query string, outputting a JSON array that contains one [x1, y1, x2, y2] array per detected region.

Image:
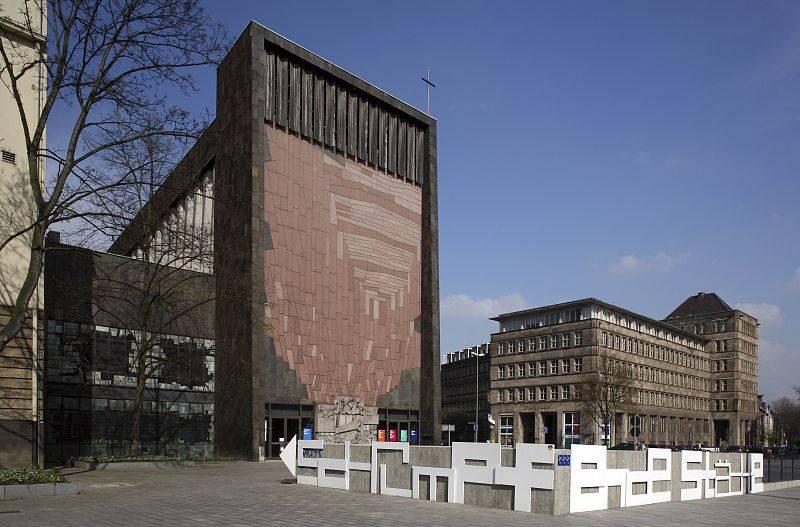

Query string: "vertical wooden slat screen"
[[406, 124, 416, 183], [397, 120, 407, 179], [264, 47, 425, 187], [347, 93, 358, 157], [358, 98, 368, 161], [265, 51, 276, 122], [325, 81, 336, 148], [275, 56, 288, 127], [368, 103, 378, 166], [313, 75, 324, 142], [415, 128, 425, 184], [289, 63, 301, 132], [301, 69, 313, 138], [377, 109, 388, 170], [336, 89, 347, 152], [387, 114, 397, 174]]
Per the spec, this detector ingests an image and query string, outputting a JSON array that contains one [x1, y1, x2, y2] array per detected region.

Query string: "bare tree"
[[580, 358, 635, 446], [76, 129, 221, 455], [771, 396, 800, 446], [0, 0, 226, 352]]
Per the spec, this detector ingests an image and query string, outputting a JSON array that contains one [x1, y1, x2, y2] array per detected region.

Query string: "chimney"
[[46, 231, 61, 244]]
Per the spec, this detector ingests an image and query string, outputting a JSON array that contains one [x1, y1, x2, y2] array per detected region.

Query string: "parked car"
[[609, 442, 646, 451], [723, 445, 747, 453]]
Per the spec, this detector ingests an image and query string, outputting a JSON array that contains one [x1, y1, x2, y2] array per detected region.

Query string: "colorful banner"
[[377, 429, 386, 442], [389, 429, 398, 442]]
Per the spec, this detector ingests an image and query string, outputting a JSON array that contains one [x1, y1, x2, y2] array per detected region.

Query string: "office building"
[[440, 344, 490, 442], [489, 294, 758, 448]]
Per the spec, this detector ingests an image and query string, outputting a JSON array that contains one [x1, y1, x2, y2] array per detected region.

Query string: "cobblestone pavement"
[[1, 461, 798, 526]]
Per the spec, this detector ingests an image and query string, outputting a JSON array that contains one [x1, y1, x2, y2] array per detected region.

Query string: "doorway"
[[714, 419, 730, 447], [265, 403, 315, 458], [542, 412, 557, 445], [520, 413, 536, 443]]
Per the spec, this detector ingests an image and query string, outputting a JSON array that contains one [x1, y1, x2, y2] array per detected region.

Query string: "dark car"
[[724, 445, 747, 453], [609, 442, 646, 451]]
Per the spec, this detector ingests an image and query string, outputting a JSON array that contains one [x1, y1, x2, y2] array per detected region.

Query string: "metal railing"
[[764, 453, 799, 483]]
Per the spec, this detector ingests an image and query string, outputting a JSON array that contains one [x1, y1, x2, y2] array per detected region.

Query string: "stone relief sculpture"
[[316, 396, 378, 443]]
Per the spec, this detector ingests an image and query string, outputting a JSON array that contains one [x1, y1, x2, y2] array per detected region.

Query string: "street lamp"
[[474, 344, 487, 442]]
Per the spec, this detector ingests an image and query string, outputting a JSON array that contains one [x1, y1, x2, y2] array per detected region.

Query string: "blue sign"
[[302, 427, 313, 440], [410, 429, 418, 444], [557, 454, 571, 466]]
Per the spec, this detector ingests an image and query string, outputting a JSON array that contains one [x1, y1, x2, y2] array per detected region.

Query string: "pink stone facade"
[[264, 127, 422, 406]]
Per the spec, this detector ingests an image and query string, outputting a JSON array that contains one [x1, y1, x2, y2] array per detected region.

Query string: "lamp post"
[[474, 344, 487, 443]]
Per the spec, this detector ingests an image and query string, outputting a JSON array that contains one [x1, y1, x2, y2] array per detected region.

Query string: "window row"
[[629, 363, 708, 391], [441, 361, 488, 380], [636, 390, 709, 411], [496, 384, 577, 403], [497, 358, 583, 380], [687, 319, 729, 335], [593, 307, 705, 350], [497, 331, 583, 355], [601, 331, 709, 371]]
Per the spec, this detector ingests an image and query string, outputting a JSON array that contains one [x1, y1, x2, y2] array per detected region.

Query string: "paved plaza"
[[1, 461, 798, 526]]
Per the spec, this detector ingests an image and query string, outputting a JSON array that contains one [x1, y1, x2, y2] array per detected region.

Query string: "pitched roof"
[[665, 292, 732, 319]]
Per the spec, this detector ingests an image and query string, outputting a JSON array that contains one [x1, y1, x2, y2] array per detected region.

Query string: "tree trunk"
[[128, 333, 149, 456], [0, 223, 45, 352]]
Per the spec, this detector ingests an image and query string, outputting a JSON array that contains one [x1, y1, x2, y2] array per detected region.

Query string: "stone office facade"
[[489, 294, 758, 449], [108, 22, 441, 460], [440, 344, 491, 443]]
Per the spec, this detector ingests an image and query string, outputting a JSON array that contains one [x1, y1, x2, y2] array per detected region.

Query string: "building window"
[[517, 340, 525, 353], [1, 150, 16, 164], [614, 335, 620, 349], [537, 386, 546, 400], [716, 320, 726, 333], [537, 362, 546, 376], [499, 415, 514, 446], [550, 335, 558, 348], [518, 388, 525, 402], [539, 336, 547, 350], [497, 390, 504, 403], [562, 334, 570, 347], [527, 338, 535, 352], [573, 358, 582, 373], [526, 387, 535, 401], [574, 331, 583, 346], [564, 412, 581, 447], [507, 389, 514, 402], [527, 362, 534, 376], [549, 360, 557, 375], [517, 364, 525, 378], [560, 385, 569, 399], [497, 366, 504, 379], [498, 342, 505, 355], [561, 359, 569, 374], [602, 331, 608, 346], [507, 365, 514, 378], [550, 386, 558, 400]]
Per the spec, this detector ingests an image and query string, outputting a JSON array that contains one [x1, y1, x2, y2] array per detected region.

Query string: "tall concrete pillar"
[[731, 418, 742, 445], [535, 412, 544, 444], [556, 411, 565, 449]]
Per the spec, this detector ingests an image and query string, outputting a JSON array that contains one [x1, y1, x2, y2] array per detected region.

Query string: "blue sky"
[[130, 1, 800, 401]]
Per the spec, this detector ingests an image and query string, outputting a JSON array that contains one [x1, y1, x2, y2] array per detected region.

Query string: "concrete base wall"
[[763, 479, 800, 491]]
